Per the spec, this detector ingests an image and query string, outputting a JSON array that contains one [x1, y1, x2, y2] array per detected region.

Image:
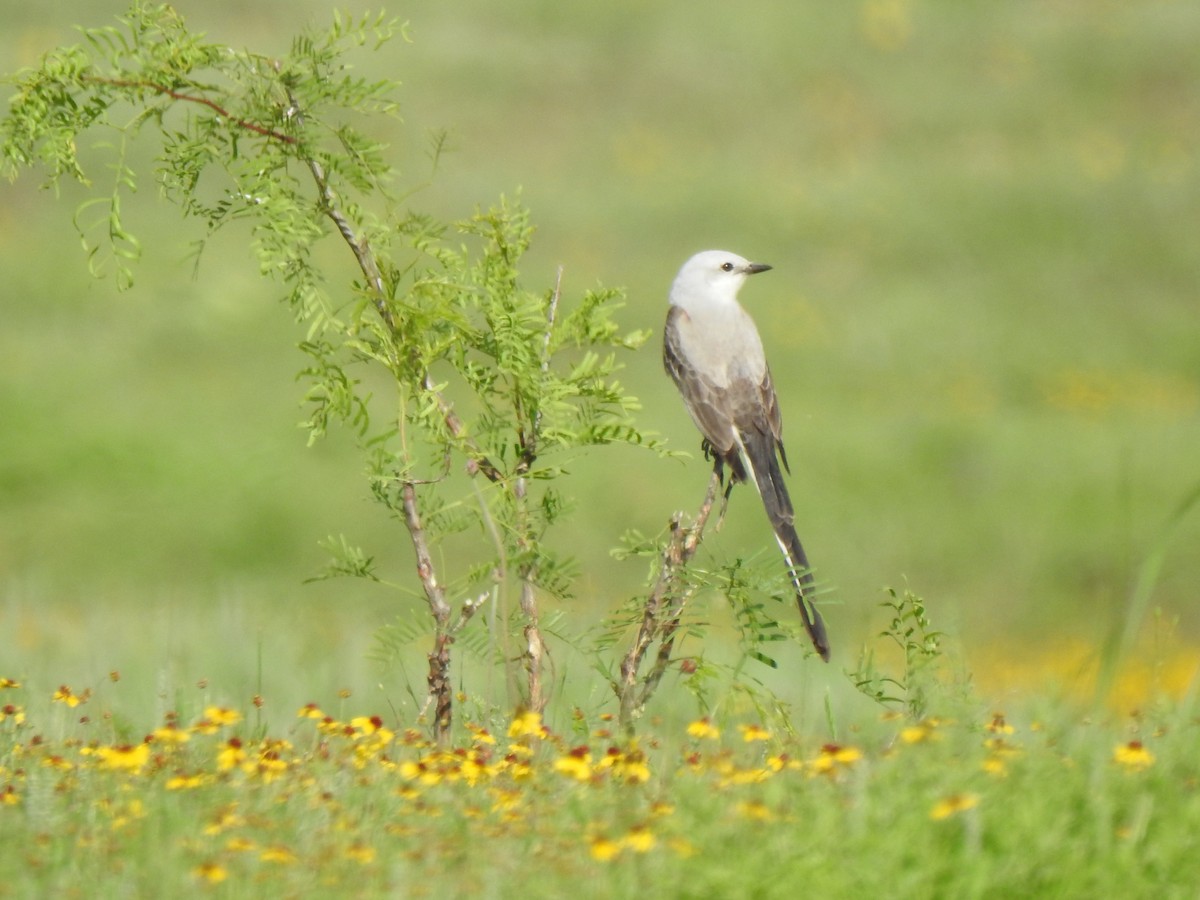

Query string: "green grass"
[[2, 668, 1198, 898]]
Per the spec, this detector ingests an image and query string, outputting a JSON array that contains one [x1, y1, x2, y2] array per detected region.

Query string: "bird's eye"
[[720, 262, 735, 272]]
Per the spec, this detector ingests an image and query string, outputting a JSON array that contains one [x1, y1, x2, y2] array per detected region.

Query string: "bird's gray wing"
[[663, 305, 737, 454]]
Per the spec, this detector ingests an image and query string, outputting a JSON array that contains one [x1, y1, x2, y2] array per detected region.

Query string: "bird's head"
[[669, 250, 772, 307]]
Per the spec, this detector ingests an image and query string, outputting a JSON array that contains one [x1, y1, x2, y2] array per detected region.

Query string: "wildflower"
[[507, 710, 544, 739], [95, 743, 150, 773], [204, 707, 242, 727], [981, 756, 1009, 777], [398, 759, 443, 786], [1113, 741, 1154, 771], [245, 742, 290, 782], [623, 825, 656, 853], [225, 836, 256, 853], [930, 793, 980, 821], [766, 753, 802, 773], [259, 845, 297, 864], [345, 844, 376, 864], [350, 715, 385, 735], [987, 713, 1015, 735], [808, 744, 863, 776], [739, 723, 771, 743], [203, 805, 243, 835], [737, 800, 774, 821], [467, 722, 497, 745], [0, 679, 20, 689], [687, 718, 720, 740], [297, 703, 325, 719], [53, 686, 86, 708], [1, 785, 18, 806], [166, 772, 208, 790], [553, 746, 593, 781], [217, 738, 246, 772], [589, 835, 622, 862], [0, 705, 25, 725], [489, 788, 523, 814], [152, 724, 191, 745], [717, 764, 772, 787], [193, 862, 228, 884], [900, 721, 939, 744]]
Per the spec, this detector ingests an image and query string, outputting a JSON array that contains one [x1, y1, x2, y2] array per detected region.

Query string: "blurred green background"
[[3, 0, 1198, 715]]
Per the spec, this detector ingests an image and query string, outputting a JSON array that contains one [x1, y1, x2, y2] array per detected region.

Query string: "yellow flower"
[[982, 756, 1009, 778], [203, 805, 243, 836], [589, 835, 622, 862], [0, 705, 25, 725], [1113, 741, 1154, 771], [489, 787, 523, 814], [553, 747, 593, 781], [596, 746, 651, 784], [739, 723, 771, 743], [467, 722, 497, 745], [204, 706, 242, 727], [259, 845, 297, 864], [95, 743, 150, 773], [737, 800, 774, 821], [507, 710, 544, 739], [217, 739, 246, 772], [345, 844, 376, 864], [686, 718, 720, 740], [152, 725, 191, 745], [0, 679, 20, 689], [900, 720, 941, 744], [808, 744, 863, 776], [986, 713, 1015, 735], [225, 836, 256, 852], [166, 772, 209, 790], [297, 703, 325, 719], [244, 753, 288, 783], [52, 685, 86, 708], [193, 862, 228, 884], [623, 825, 656, 853], [930, 793, 980, 821], [350, 715, 383, 735], [1, 786, 18, 806]]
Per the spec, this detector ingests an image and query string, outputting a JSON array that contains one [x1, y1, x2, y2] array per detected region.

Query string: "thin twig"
[[618, 471, 721, 731], [509, 266, 564, 713], [83, 76, 298, 144]]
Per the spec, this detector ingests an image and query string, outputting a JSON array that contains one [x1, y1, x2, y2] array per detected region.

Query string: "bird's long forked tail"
[[737, 430, 831, 662]]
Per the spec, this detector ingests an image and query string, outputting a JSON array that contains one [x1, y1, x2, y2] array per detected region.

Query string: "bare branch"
[[618, 471, 721, 731]]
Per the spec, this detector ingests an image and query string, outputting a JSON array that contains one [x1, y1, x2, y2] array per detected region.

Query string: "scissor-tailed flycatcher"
[[663, 250, 830, 661]]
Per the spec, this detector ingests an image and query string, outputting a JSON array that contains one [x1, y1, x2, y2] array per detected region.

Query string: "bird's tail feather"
[[738, 430, 831, 662]]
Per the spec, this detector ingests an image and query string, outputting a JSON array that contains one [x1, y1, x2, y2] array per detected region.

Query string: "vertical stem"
[[401, 481, 454, 744], [618, 472, 721, 732], [510, 266, 563, 714]]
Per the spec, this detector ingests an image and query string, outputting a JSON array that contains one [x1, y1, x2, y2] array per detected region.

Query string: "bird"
[[663, 250, 830, 661]]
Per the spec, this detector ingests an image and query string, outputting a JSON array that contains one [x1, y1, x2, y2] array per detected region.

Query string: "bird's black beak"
[[745, 263, 772, 275]]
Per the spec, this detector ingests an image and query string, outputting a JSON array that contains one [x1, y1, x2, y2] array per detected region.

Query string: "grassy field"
[[2, 0, 1200, 894], [0, 675, 1197, 897]]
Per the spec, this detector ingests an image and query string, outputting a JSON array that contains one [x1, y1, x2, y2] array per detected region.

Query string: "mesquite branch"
[[617, 471, 721, 732]]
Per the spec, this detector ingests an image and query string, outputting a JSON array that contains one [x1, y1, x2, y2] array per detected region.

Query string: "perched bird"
[[663, 250, 829, 661]]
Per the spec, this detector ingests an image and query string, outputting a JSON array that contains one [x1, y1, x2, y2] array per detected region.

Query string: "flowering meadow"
[[1, 671, 1197, 897]]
